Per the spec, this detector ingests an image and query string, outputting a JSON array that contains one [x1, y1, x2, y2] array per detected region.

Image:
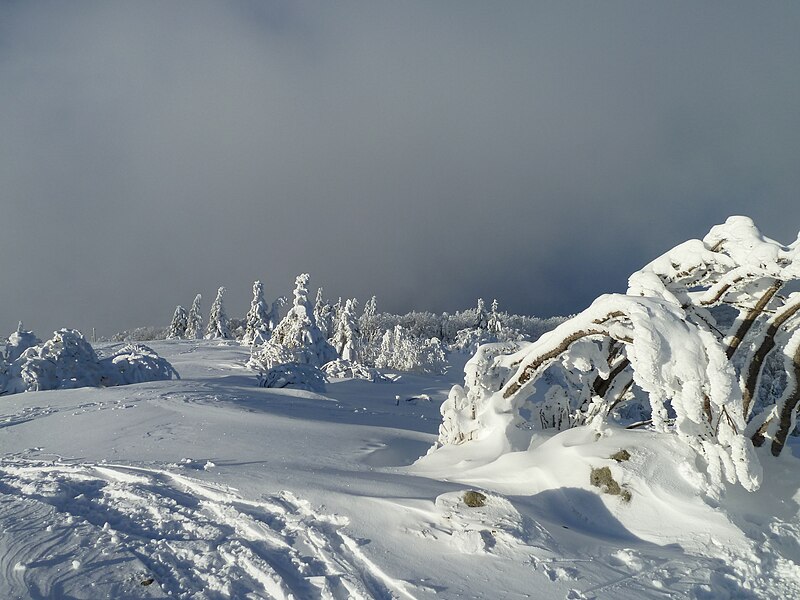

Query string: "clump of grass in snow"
[[463, 491, 487, 507], [590, 467, 632, 502], [610, 449, 631, 462]]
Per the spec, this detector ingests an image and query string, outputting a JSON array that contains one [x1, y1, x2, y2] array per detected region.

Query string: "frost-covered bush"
[[111, 326, 168, 342], [247, 341, 295, 372], [437, 340, 529, 446], [435, 217, 800, 495], [322, 358, 387, 382], [375, 326, 447, 374], [4, 323, 40, 363], [5, 329, 105, 392], [3, 330, 178, 394], [259, 362, 327, 393], [101, 344, 180, 385]]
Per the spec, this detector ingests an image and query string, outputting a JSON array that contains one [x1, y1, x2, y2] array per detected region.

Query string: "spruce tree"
[[185, 294, 203, 340], [205, 287, 231, 340], [167, 305, 189, 339], [243, 281, 271, 345]]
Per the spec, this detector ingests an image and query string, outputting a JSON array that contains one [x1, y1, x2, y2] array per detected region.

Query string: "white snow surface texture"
[[1, 340, 799, 598]]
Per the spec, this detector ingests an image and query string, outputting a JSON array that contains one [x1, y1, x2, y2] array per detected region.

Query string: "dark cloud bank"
[[1, 1, 799, 336]]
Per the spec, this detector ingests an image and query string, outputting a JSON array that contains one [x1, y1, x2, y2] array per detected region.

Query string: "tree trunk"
[[770, 339, 800, 456], [742, 298, 800, 419], [725, 279, 782, 359]]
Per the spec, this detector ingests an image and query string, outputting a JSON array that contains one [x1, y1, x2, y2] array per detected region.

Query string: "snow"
[[2, 340, 799, 598]]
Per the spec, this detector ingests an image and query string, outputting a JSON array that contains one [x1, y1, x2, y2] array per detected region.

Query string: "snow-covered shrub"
[[435, 217, 800, 494], [450, 323, 525, 355], [167, 306, 188, 339], [3, 330, 178, 394], [101, 344, 180, 385], [4, 323, 40, 363], [437, 340, 529, 446], [322, 358, 386, 382], [259, 362, 327, 393], [111, 326, 168, 342], [247, 341, 295, 371], [5, 329, 106, 392], [242, 281, 271, 345], [375, 326, 447, 374], [205, 287, 231, 340], [185, 294, 203, 339]]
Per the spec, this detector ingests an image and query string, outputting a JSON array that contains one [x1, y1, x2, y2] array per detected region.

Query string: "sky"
[[1, 1, 799, 337]]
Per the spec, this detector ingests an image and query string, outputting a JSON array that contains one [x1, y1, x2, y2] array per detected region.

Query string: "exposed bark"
[[605, 376, 634, 415], [700, 275, 747, 308], [724, 279, 782, 359], [770, 341, 800, 456], [742, 299, 800, 418], [593, 353, 630, 400], [503, 327, 608, 399]]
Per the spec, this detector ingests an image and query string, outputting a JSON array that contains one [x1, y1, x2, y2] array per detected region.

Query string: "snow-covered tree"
[[331, 298, 360, 362], [435, 217, 800, 495], [2, 330, 178, 395], [242, 281, 271, 345], [474, 298, 489, 330], [259, 363, 327, 393], [185, 294, 203, 340], [313, 288, 333, 340], [265, 296, 286, 333], [205, 287, 231, 340], [167, 306, 188, 340], [488, 299, 502, 335], [249, 274, 336, 371], [102, 344, 180, 385], [5, 322, 40, 363], [375, 325, 446, 374]]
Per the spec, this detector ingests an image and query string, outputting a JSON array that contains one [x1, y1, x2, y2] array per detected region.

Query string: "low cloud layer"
[[1, 1, 799, 336]]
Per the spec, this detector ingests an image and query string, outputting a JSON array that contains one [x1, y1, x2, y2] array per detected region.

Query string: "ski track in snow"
[[0, 459, 416, 600]]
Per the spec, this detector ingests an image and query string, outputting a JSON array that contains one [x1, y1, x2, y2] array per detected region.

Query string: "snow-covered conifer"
[[374, 325, 445, 374], [474, 298, 489, 330], [251, 274, 336, 370], [242, 281, 271, 345], [331, 299, 359, 362], [205, 287, 231, 340], [488, 299, 502, 335], [5, 322, 40, 363], [313, 288, 333, 340], [185, 294, 203, 340], [266, 296, 287, 331], [167, 306, 188, 340]]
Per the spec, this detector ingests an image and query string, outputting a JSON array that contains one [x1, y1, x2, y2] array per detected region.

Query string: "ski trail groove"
[[0, 459, 411, 599]]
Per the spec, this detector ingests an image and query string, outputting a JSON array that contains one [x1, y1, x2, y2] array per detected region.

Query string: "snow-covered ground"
[[2, 341, 799, 599]]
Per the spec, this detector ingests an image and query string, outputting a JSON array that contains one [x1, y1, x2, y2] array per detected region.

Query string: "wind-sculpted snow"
[[0, 460, 415, 599]]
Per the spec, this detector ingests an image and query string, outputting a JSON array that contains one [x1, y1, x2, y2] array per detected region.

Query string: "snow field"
[[1, 340, 799, 598]]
